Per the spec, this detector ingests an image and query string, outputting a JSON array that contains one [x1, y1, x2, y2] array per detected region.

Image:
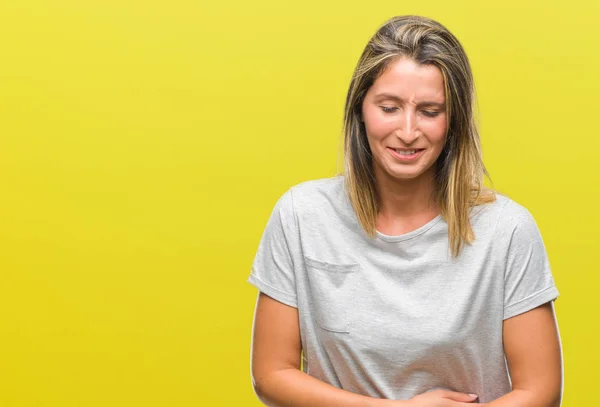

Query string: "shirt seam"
[[375, 215, 443, 243], [280, 188, 298, 271], [504, 285, 557, 310], [492, 198, 513, 290], [248, 272, 297, 301]]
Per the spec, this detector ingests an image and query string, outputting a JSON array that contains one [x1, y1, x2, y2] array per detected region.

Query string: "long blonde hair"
[[341, 15, 495, 258]]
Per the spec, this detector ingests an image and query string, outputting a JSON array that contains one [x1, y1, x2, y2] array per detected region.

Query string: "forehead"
[[369, 57, 445, 101]]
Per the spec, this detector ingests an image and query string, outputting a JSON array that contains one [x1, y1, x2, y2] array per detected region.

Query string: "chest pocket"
[[304, 256, 360, 334]]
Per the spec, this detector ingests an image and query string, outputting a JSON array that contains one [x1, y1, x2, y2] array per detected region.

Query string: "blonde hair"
[[340, 15, 495, 258]]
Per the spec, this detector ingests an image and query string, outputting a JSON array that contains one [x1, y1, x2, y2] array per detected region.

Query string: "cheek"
[[364, 112, 396, 139], [423, 119, 448, 148]]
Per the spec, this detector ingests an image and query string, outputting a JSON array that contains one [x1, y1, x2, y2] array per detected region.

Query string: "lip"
[[387, 147, 425, 162]]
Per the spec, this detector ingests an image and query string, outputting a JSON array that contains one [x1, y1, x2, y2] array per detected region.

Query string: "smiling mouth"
[[389, 148, 425, 155], [387, 147, 426, 161], [395, 149, 421, 155]]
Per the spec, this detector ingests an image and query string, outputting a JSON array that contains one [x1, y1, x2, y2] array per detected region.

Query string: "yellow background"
[[1, 0, 598, 405]]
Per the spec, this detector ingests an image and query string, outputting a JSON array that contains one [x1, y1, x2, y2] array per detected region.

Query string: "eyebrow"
[[374, 92, 446, 108]]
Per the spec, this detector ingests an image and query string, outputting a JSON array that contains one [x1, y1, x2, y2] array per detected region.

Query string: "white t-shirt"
[[247, 175, 559, 403]]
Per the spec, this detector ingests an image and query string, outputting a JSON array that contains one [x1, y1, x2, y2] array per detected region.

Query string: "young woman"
[[247, 15, 562, 407]]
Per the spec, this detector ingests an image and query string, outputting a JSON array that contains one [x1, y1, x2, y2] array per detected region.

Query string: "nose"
[[395, 109, 419, 144]]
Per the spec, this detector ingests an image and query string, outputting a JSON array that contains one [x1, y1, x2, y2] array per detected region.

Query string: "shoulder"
[[495, 194, 540, 234], [273, 175, 353, 231], [471, 192, 538, 233], [476, 193, 546, 253], [285, 175, 345, 211]]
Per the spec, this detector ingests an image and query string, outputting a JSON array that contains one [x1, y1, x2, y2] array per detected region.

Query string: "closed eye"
[[380, 106, 397, 113], [380, 106, 441, 117]]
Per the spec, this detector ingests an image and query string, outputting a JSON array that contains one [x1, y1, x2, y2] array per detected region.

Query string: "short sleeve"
[[500, 201, 559, 320], [247, 188, 299, 308]]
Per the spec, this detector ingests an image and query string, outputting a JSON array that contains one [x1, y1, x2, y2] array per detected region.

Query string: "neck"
[[374, 166, 438, 221]]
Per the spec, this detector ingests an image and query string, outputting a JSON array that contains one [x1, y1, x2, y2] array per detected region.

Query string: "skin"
[[483, 302, 562, 407], [251, 293, 481, 406], [250, 56, 562, 406], [360, 56, 448, 236]]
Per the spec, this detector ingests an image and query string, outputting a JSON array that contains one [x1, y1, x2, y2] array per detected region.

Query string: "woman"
[[247, 15, 562, 407]]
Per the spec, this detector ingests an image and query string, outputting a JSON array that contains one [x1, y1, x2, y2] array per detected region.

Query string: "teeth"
[[396, 149, 417, 155]]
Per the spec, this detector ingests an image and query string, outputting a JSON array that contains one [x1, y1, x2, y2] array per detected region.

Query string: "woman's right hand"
[[406, 390, 480, 406], [377, 390, 481, 407]]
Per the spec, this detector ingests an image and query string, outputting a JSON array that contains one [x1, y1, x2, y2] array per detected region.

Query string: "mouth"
[[391, 148, 424, 155], [387, 147, 426, 161]]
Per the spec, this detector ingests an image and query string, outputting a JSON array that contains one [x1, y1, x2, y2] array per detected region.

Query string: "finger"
[[441, 391, 479, 402]]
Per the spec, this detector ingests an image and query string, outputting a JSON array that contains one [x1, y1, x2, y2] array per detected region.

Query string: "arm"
[[484, 302, 563, 407], [248, 190, 390, 406], [250, 292, 396, 407]]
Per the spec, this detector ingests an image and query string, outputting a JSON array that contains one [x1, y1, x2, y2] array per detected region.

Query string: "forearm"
[[253, 368, 399, 407], [485, 389, 561, 407]]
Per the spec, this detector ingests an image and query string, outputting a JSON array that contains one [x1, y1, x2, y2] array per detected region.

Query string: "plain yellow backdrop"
[[0, 0, 598, 405]]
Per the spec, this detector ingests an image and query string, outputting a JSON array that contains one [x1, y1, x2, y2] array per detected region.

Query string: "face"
[[361, 57, 448, 182]]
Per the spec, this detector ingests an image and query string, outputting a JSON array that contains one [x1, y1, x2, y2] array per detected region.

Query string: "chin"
[[390, 172, 424, 181], [384, 164, 433, 181]]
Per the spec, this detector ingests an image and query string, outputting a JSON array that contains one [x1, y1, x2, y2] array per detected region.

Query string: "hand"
[[406, 389, 482, 406]]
